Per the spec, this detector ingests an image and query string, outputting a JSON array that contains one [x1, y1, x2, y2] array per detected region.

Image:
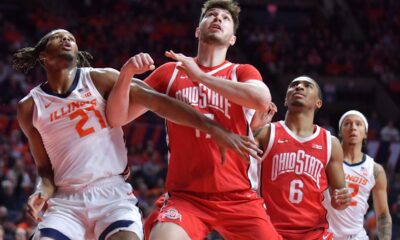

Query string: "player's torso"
[[325, 155, 375, 237], [30, 68, 127, 189], [261, 121, 331, 231], [162, 62, 257, 193]]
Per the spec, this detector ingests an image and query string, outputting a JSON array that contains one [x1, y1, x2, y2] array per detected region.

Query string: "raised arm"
[[372, 163, 392, 240], [105, 53, 155, 126], [94, 55, 262, 161], [326, 136, 350, 210], [17, 96, 55, 221], [165, 51, 271, 111]]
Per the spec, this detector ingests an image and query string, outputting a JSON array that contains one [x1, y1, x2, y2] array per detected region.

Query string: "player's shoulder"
[[18, 94, 34, 108], [156, 62, 178, 71], [89, 67, 119, 79], [373, 162, 386, 180], [236, 63, 259, 72]]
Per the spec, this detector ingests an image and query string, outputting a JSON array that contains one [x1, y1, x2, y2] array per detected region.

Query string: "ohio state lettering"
[[271, 150, 324, 188]]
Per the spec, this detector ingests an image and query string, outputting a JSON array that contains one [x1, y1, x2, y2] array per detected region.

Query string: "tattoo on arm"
[[373, 163, 382, 179], [377, 212, 392, 240]]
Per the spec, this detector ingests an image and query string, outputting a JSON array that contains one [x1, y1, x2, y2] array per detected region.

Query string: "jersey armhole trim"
[[166, 63, 181, 95], [263, 123, 275, 158]]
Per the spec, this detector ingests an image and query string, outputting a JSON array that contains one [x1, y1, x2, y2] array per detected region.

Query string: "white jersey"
[[324, 154, 375, 239], [29, 67, 127, 190]]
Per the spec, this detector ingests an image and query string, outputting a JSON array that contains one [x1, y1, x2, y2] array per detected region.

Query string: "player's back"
[[29, 67, 127, 190], [324, 154, 375, 238], [261, 121, 331, 238]]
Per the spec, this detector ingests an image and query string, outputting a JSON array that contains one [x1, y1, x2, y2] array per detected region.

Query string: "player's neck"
[[284, 111, 315, 137], [197, 43, 228, 67], [343, 145, 363, 164], [45, 66, 77, 94]]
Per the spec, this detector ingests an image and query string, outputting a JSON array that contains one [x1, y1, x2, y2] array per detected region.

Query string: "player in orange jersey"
[[324, 110, 392, 240], [253, 76, 351, 240], [107, 0, 281, 239], [13, 29, 260, 240]]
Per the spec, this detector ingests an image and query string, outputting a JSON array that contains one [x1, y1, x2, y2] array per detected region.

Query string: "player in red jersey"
[[107, 0, 281, 239], [13, 29, 261, 240], [253, 76, 351, 240]]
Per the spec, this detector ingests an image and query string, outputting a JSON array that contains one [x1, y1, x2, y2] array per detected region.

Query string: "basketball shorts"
[[146, 190, 281, 240], [32, 176, 143, 240]]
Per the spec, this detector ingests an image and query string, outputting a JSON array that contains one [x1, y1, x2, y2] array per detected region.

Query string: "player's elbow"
[[105, 107, 124, 128], [253, 94, 271, 111]]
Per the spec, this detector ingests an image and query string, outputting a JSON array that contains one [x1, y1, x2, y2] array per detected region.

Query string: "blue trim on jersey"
[[344, 154, 366, 167], [40, 68, 81, 98], [99, 220, 134, 240], [40, 228, 71, 240]]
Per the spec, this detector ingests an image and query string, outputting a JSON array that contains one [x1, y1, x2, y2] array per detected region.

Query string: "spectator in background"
[[380, 120, 400, 142]]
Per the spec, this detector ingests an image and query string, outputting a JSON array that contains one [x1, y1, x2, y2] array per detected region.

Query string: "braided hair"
[[12, 30, 93, 74]]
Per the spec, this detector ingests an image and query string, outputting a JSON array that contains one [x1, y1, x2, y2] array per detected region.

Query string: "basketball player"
[[13, 29, 261, 240], [254, 76, 351, 240], [324, 110, 392, 240], [107, 1, 281, 239]]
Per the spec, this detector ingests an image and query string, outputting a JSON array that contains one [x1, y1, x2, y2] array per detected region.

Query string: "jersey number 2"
[[69, 106, 106, 138], [348, 183, 359, 206]]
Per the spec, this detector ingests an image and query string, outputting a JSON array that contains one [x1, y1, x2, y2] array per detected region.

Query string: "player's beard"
[[201, 32, 229, 46], [59, 51, 75, 62]]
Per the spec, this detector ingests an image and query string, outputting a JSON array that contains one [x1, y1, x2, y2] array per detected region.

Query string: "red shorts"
[[279, 228, 333, 240], [144, 190, 281, 240]]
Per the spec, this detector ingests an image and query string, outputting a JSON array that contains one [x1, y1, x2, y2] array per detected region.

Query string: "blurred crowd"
[[0, 0, 399, 239]]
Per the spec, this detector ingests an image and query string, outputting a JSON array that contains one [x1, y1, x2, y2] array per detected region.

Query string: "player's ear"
[[195, 27, 200, 39], [229, 35, 236, 46], [316, 99, 322, 109]]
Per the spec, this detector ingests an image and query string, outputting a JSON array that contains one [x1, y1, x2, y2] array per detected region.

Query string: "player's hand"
[[250, 102, 277, 132], [165, 50, 204, 82], [27, 192, 48, 222], [210, 126, 263, 164], [122, 53, 155, 76], [332, 188, 350, 210]]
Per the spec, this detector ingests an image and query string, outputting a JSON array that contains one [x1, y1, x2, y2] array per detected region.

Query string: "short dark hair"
[[289, 75, 323, 101], [200, 0, 241, 33], [13, 30, 92, 74]]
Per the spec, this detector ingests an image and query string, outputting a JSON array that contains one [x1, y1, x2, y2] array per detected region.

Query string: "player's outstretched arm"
[[96, 56, 263, 161], [326, 136, 350, 210], [165, 50, 271, 111], [106, 53, 155, 127], [128, 81, 262, 162], [372, 163, 392, 240], [17, 96, 55, 221]]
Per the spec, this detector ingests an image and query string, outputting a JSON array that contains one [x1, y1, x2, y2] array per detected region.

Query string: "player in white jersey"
[[12, 29, 261, 240], [324, 110, 392, 240]]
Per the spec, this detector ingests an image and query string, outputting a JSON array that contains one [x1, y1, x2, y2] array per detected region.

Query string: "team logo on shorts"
[[161, 208, 182, 222]]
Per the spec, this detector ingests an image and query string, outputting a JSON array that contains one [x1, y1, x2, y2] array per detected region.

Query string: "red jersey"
[[145, 60, 263, 193], [261, 121, 332, 238]]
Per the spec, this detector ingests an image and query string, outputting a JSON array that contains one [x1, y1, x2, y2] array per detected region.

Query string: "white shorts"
[[33, 176, 143, 240], [333, 230, 368, 240]]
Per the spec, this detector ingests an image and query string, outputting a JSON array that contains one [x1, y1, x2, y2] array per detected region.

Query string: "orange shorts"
[[144, 190, 281, 240]]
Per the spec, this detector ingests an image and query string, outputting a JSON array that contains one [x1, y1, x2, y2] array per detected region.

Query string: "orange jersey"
[[145, 61, 263, 193], [261, 121, 331, 238]]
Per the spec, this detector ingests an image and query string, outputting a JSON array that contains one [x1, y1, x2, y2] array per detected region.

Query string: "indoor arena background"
[[0, 0, 399, 239]]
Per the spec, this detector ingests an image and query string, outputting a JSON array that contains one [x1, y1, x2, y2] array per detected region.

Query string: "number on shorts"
[[69, 105, 106, 138], [289, 179, 304, 204], [195, 113, 214, 139], [348, 183, 359, 206]]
